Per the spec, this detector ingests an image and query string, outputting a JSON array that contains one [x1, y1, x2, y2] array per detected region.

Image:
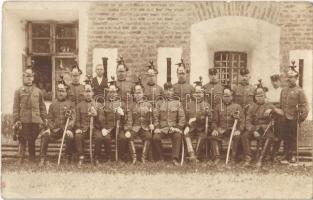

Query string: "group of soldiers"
[[13, 57, 309, 168]]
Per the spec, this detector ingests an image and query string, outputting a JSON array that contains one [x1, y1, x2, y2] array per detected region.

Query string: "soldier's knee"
[[172, 132, 182, 140], [152, 133, 161, 141]]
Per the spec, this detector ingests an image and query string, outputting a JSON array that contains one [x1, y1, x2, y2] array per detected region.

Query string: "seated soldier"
[[74, 80, 99, 167], [183, 77, 212, 162], [94, 77, 125, 165], [242, 80, 283, 167], [209, 86, 244, 165], [39, 77, 75, 166], [124, 79, 153, 164], [152, 81, 185, 166]]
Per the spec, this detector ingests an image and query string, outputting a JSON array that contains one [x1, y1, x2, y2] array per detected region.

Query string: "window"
[[27, 21, 78, 100], [214, 51, 247, 86]]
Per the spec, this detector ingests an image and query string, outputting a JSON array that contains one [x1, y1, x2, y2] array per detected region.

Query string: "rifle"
[[226, 110, 239, 166]]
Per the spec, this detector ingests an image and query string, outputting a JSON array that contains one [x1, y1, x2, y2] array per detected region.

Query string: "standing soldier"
[[94, 77, 125, 165], [280, 63, 308, 163], [242, 80, 282, 167], [144, 61, 164, 105], [152, 82, 185, 166], [115, 56, 133, 105], [13, 66, 47, 163], [209, 86, 244, 165], [173, 59, 194, 110], [74, 80, 98, 167], [183, 77, 211, 161], [203, 68, 224, 110], [92, 63, 108, 99], [124, 79, 154, 164], [68, 64, 85, 105], [39, 77, 76, 166]]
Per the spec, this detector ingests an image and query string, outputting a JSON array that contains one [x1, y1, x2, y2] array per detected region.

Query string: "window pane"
[[32, 24, 50, 38], [32, 39, 50, 53]]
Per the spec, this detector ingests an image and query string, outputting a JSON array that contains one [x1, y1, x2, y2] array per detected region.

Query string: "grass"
[[1, 160, 313, 199]]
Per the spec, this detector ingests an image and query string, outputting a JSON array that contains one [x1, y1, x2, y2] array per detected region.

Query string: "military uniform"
[[173, 82, 194, 108], [144, 83, 164, 103], [13, 84, 47, 162], [185, 98, 211, 158], [40, 99, 76, 162], [152, 97, 185, 162], [95, 99, 125, 162], [124, 100, 154, 163], [203, 82, 223, 109], [210, 101, 243, 162], [68, 83, 85, 105]]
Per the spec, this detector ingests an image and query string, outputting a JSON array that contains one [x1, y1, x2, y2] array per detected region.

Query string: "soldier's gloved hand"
[[264, 109, 273, 117], [212, 129, 219, 137], [188, 118, 196, 125], [102, 128, 109, 137], [184, 126, 190, 135], [253, 131, 261, 138], [66, 130, 74, 138], [75, 129, 83, 135], [88, 107, 97, 117], [116, 107, 124, 116], [125, 131, 131, 138], [149, 124, 154, 131], [173, 128, 182, 134], [154, 128, 161, 134], [233, 130, 241, 136]]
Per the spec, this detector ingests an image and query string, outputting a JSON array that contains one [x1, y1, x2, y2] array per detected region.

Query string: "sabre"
[[89, 115, 94, 164], [114, 97, 122, 162], [57, 117, 70, 166], [296, 104, 304, 163], [185, 94, 191, 111], [204, 106, 210, 159], [226, 110, 239, 166]]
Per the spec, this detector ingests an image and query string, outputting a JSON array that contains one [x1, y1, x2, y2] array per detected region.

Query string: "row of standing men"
[[13, 58, 309, 167]]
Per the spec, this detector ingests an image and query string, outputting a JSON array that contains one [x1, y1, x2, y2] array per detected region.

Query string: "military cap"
[[176, 58, 190, 74], [287, 61, 298, 77], [239, 68, 250, 75], [146, 60, 158, 75], [116, 56, 128, 71], [194, 76, 203, 87], [223, 79, 233, 96], [57, 75, 68, 91], [84, 75, 94, 91], [208, 68, 218, 75], [132, 77, 144, 93], [23, 65, 34, 77], [107, 76, 119, 92], [270, 74, 281, 82], [255, 79, 268, 96], [164, 81, 173, 90], [71, 63, 82, 75]]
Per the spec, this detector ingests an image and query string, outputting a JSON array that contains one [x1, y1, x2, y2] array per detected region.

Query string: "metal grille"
[[214, 51, 247, 86]]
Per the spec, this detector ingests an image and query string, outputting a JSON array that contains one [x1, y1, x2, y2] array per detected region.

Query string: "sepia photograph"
[[1, 0, 312, 199]]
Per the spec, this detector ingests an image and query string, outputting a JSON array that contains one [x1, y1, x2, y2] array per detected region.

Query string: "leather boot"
[[129, 141, 137, 164], [185, 137, 197, 162], [141, 140, 150, 163], [153, 140, 164, 161], [78, 156, 84, 168], [17, 142, 26, 165]]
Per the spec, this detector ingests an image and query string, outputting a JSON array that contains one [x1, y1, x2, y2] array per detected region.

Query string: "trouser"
[[152, 128, 182, 160], [209, 129, 240, 160], [20, 123, 40, 161], [281, 118, 298, 159], [40, 129, 75, 159], [120, 128, 152, 161], [271, 117, 283, 158], [93, 129, 113, 161], [185, 130, 206, 157]]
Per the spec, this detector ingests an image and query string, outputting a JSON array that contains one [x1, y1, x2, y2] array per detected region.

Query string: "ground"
[[1, 160, 313, 199]]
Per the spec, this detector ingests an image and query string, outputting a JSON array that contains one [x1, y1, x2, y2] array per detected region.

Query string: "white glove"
[[116, 107, 124, 116], [253, 131, 261, 138], [125, 131, 131, 138], [212, 129, 219, 137], [66, 130, 73, 138], [88, 107, 97, 117], [102, 128, 109, 137], [170, 127, 181, 134], [75, 129, 83, 134], [264, 109, 272, 117], [154, 128, 161, 134], [149, 124, 154, 131], [184, 126, 190, 135], [188, 117, 196, 125], [233, 130, 241, 136]]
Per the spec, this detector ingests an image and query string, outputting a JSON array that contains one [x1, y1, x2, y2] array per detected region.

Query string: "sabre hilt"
[[64, 109, 73, 119]]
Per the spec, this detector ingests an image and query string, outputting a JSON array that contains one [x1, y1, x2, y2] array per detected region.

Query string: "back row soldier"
[[203, 68, 224, 110], [13, 66, 47, 163], [144, 61, 164, 104], [68, 64, 85, 106]]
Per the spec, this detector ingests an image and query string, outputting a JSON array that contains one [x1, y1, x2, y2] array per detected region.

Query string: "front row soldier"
[[209, 86, 244, 165], [280, 63, 308, 164], [95, 77, 125, 164], [13, 66, 47, 163], [183, 77, 211, 161], [74, 80, 99, 167], [242, 80, 282, 167], [39, 77, 76, 166], [152, 82, 185, 166], [124, 79, 153, 164]]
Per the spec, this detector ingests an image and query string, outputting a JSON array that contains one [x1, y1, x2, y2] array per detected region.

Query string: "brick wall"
[[87, 1, 313, 82]]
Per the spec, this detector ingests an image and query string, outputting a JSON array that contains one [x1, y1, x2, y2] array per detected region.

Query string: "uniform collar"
[[147, 82, 155, 86], [178, 80, 186, 84]]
